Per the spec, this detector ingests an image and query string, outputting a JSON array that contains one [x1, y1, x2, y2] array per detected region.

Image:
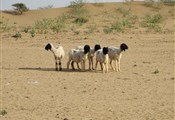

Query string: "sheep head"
[[45, 43, 52, 51], [103, 47, 109, 55], [94, 44, 101, 52], [84, 45, 90, 54], [120, 43, 128, 51]]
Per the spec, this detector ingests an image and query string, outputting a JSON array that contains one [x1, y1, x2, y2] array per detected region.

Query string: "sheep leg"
[[81, 61, 85, 71], [118, 59, 121, 72], [105, 63, 108, 73], [67, 60, 71, 70], [71, 61, 75, 70], [91, 57, 94, 70], [110, 59, 115, 71], [83, 61, 86, 71], [55, 62, 58, 71], [54, 57, 58, 71], [77, 63, 80, 70], [59, 60, 62, 71], [115, 60, 118, 72], [100, 62, 103, 71], [102, 63, 105, 73], [89, 57, 93, 70], [95, 61, 98, 70], [89, 58, 91, 70]]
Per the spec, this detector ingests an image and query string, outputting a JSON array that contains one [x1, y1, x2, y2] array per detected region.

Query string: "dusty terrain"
[[0, 2, 174, 120]]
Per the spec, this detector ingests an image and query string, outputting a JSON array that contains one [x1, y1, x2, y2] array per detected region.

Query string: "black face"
[[103, 47, 109, 55], [84, 45, 90, 54], [120, 43, 128, 51], [45, 43, 52, 51], [94, 44, 101, 51]]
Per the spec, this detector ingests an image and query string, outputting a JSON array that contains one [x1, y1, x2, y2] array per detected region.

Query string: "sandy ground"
[[0, 2, 174, 120]]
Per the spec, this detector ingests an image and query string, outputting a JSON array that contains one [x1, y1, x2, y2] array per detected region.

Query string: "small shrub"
[[35, 18, 53, 30], [69, 0, 85, 8], [111, 21, 124, 32], [68, 0, 88, 21], [35, 15, 66, 33], [69, 6, 88, 18], [164, 0, 175, 6], [51, 16, 66, 32], [141, 14, 163, 32], [74, 16, 88, 25], [168, 8, 174, 17], [87, 24, 97, 33], [51, 23, 65, 32], [30, 29, 35, 37], [103, 27, 113, 34], [112, 19, 133, 32], [153, 69, 159, 74], [128, 15, 138, 24], [144, 0, 163, 9], [12, 32, 22, 39], [116, 7, 130, 17], [0, 110, 7, 116], [0, 17, 10, 32], [74, 30, 80, 35], [21, 26, 31, 33]]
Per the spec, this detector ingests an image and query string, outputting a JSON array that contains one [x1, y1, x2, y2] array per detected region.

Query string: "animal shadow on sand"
[[18, 67, 92, 73]]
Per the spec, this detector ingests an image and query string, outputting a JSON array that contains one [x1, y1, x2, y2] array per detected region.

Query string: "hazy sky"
[[1, 0, 125, 10]]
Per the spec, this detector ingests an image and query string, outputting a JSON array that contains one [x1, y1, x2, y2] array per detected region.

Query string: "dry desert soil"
[[0, 2, 175, 120]]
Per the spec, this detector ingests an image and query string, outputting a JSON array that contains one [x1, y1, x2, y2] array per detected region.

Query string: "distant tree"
[[69, 0, 86, 8], [12, 3, 29, 15], [38, 5, 53, 10]]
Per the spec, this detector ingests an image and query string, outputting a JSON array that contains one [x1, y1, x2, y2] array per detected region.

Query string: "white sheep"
[[95, 47, 109, 73], [67, 45, 90, 71], [45, 43, 65, 71], [76, 44, 101, 70], [108, 43, 128, 72]]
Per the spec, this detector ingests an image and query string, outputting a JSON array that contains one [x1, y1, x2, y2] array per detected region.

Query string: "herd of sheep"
[[45, 42, 128, 73]]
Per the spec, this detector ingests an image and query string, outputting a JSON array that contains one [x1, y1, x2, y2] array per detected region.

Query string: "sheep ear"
[[45, 43, 52, 51], [120, 43, 128, 51], [84, 45, 90, 54]]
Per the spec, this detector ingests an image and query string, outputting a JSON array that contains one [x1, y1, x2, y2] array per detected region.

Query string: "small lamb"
[[76, 44, 101, 70], [95, 47, 109, 73], [45, 43, 65, 71], [108, 43, 128, 72], [67, 45, 90, 71]]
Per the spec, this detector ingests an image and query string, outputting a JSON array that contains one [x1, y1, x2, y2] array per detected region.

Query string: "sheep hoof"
[[60, 68, 62, 71], [55, 68, 58, 71]]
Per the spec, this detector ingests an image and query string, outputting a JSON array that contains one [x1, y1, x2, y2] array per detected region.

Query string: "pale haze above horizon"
[[0, 0, 127, 10]]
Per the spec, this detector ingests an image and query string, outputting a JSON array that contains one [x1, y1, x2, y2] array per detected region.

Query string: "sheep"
[[45, 43, 65, 71], [108, 43, 128, 72], [76, 44, 101, 70], [95, 47, 109, 73], [67, 45, 90, 71]]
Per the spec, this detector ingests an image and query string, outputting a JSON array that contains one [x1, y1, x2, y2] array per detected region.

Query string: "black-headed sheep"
[[95, 47, 109, 73], [76, 44, 101, 70], [108, 43, 128, 72], [67, 45, 90, 71], [45, 43, 65, 71]]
